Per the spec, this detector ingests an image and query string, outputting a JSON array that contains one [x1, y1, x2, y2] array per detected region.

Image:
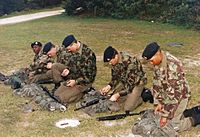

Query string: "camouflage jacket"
[[56, 46, 72, 64], [152, 51, 190, 119], [29, 51, 54, 74], [57, 43, 97, 85], [108, 52, 147, 96]]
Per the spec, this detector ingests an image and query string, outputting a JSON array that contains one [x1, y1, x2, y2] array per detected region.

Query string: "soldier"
[[28, 41, 54, 77], [100, 46, 147, 112], [53, 35, 97, 104], [139, 42, 196, 134], [3, 41, 53, 87], [31, 35, 97, 105], [29, 42, 66, 84]]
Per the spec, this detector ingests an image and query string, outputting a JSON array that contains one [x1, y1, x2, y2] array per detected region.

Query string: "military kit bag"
[[132, 109, 178, 137]]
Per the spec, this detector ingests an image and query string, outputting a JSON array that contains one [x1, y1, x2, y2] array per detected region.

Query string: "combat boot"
[[183, 105, 200, 117], [191, 114, 200, 126]]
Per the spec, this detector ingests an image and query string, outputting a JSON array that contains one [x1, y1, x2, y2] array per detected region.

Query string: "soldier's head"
[[142, 42, 162, 65], [103, 46, 119, 66], [31, 41, 42, 54], [62, 35, 79, 53], [43, 42, 56, 57]]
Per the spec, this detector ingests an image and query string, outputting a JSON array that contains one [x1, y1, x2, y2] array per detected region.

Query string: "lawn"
[[0, 13, 200, 137]]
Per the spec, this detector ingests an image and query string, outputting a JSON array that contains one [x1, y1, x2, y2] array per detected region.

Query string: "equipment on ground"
[[96, 111, 144, 121]]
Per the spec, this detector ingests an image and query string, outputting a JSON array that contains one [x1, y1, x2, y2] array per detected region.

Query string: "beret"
[[142, 42, 160, 60], [62, 35, 76, 47], [31, 41, 42, 48], [141, 88, 154, 103], [103, 46, 116, 62], [43, 42, 53, 54]]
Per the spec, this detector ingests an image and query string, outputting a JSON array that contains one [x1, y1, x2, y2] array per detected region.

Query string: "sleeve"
[[29, 55, 48, 70], [118, 59, 143, 96], [108, 69, 120, 88], [155, 64, 185, 119], [76, 52, 97, 85]]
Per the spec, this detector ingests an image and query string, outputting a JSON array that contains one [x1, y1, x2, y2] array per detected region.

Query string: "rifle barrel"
[[74, 98, 100, 111], [96, 112, 141, 121]]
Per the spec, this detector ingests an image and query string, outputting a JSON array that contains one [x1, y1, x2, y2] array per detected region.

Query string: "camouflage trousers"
[[170, 98, 192, 132]]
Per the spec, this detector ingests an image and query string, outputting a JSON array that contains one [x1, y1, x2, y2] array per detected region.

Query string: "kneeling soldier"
[[100, 46, 147, 112]]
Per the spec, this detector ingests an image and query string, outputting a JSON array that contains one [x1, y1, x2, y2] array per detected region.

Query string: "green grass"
[[0, 14, 200, 137]]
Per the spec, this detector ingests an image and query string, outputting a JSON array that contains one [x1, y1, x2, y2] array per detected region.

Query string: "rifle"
[[96, 111, 144, 121], [40, 85, 61, 104], [74, 87, 110, 111], [74, 97, 101, 111]]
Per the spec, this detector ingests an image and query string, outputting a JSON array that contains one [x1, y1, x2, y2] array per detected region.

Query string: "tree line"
[[64, 0, 200, 30], [0, 0, 199, 30]]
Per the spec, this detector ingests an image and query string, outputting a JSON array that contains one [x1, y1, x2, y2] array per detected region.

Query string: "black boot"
[[141, 88, 154, 103], [191, 114, 200, 126], [183, 105, 200, 118]]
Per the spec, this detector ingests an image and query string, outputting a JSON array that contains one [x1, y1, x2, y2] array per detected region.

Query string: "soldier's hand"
[[154, 104, 163, 114], [100, 85, 111, 95], [109, 93, 120, 102], [47, 62, 53, 69], [66, 80, 76, 87], [160, 117, 167, 127], [61, 69, 69, 77]]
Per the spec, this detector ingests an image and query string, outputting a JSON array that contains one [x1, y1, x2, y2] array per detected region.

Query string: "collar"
[[155, 51, 167, 69], [77, 41, 83, 55], [118, 52, 122, 63]]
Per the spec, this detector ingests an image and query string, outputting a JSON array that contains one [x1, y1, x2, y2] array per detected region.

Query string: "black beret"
[[141, 88, 154, 103], [43, 42, 53, 54], [103, 46, 116, 62], [142, 42, 160, 60], [31, 41, 42, 48], [62, 35, 76, 47]]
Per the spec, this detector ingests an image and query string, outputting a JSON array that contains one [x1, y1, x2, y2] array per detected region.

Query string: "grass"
[[0, 13, 200, 137]]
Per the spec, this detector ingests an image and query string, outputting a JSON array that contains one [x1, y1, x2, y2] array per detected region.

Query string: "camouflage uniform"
[[31, 43, 97, 104], [29, 52, 54, 75], [152, 51, 192, 132], [54, 43, 97, 104], [108, 52, 147, 111], [29, 46, 70, 83], [4, 48, 53, 85]]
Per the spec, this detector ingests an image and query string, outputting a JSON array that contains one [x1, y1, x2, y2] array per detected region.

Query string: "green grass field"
[[0, 13, 200, 137]]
